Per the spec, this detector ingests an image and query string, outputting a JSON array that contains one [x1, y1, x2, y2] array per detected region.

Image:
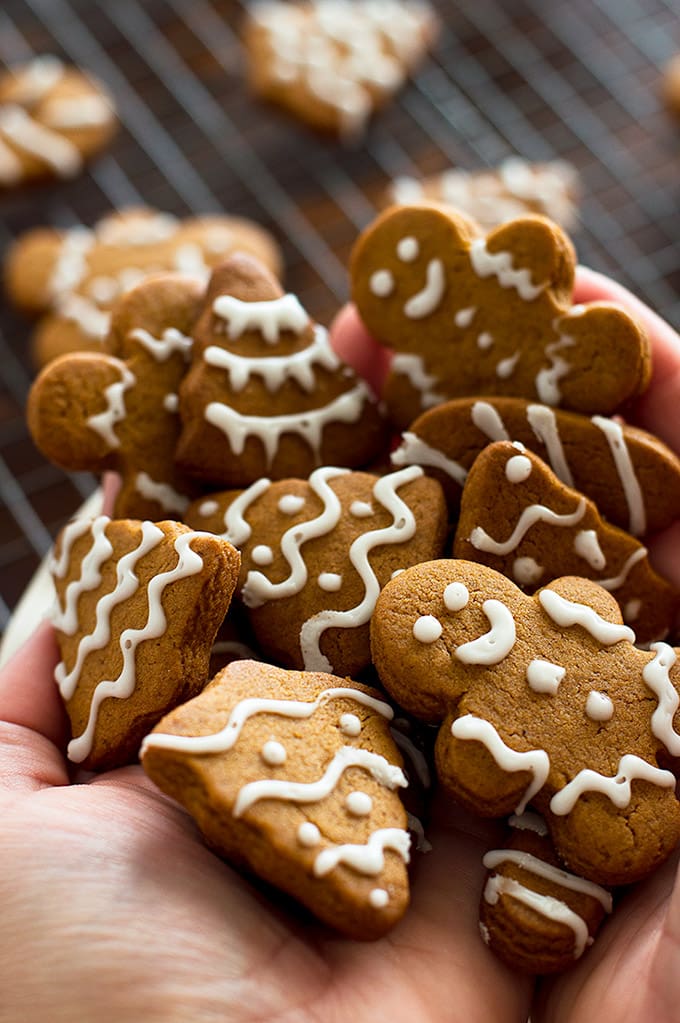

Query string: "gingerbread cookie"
[[386, 158, 579, 231], [371, 560, 680, 885], [185, 464, 447, 677], [391, 397, 680, 537], [453, 441, 678, 643], [141, 659, 410, 939], [480, 812, 612, 973], [244, 0, 438, 140], [28, 274, 204, 520], [51, 516, 240, 770], [0, 55, 116, 188], [663, 54, 680, 116], [176, 255, 387, 487], [351, 206, 651, 429], [6, 207, 282, 365]]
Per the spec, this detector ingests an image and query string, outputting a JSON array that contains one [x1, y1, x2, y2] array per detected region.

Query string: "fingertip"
[[329, 303, 392, 396], [0, 620, 68, 749]]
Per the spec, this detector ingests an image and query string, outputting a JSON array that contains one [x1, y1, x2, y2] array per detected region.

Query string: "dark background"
[[1, 0, 679, 634]]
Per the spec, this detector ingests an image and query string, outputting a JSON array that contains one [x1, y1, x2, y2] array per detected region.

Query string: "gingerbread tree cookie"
[[185, 464, 447, 677], [141, 659, 411, 939], [28, 274, 203, 520], [453, 441, 678, 643], [0, 55, 116, 188], [351, 206, 651, 429], [51, 516, 240, 770], [371, 560, 680, 885], [391, 397, 680, 537], [176, 255, 387, 487]]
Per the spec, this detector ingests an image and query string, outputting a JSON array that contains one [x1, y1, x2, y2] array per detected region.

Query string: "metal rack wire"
[[1, 0, 679, 632]]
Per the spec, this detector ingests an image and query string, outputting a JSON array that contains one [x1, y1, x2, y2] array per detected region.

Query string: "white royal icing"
[[496, 351, 520, 379], [397, 236, 419, 262], [278, 493, 305, 515], [129, 326, 193, 362], [318, 571, 342, 592], [49, 517, 95, 579], [526, 659, 565, 695], [369, 269, 395, 297], [443, 582, 469, 612], [86, 363, 136, 449], [252, 544, 274, 566], [134, 473, 190, 515], [403, 259, 446, 319], [41, 93, 113, 129], [505, 453, 532, 483], [313, 827, 410, 877], [482, 849, 612, 911], [0, 104, 82, 177], [469, 238, 545, 300], [573, 529, 606, 571], [508, 811, 549, 836], [592, 416, 646, 536], [297, 821, 321, 847], [218, 477, 272, 547], [470, 498, 586, 556], [513, 557, 544, 585], [535, 334, 574, 405], [340, 713, 362, 737], [477, 331, 494, 350], [585, 691, 614, 722], [9, 56, 64, 106], [198, 499, 219, 517], [455, 306, 476, 328], [526, 404, 574, 487], [261, 740, 287, 765], [471, 400, 510, 441], [391, 354, 445, 410], [538, 589, 635, 645], [51, 516, 113, 635], [413, 614, 442, 643], [212, 292, 310, 343], [345, 790, 373, 816], [390, 431, 468, 485], [550, 754, 676, 815], [204, 324, 339, 394], [369, 888, 390, 908], [483, 875, 591, 959], [350, 500, 373, 517], [597, 548, 646, 592], [642, 643, 680, 756], [455, 600, 516, 665]]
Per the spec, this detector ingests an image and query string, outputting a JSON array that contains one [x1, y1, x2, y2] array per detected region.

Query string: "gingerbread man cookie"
[[244, 0, 438, 140], [391, 397, 680, 537], [176, 255, 387, 487], [6, 207, 282, 365], [0, 55, 116, 188], [141, 659, 411, 939], [386, 158, 579, 231], [453, 441, 678, 643], [185, 464, 447, 677], [351, 206, 651, 429], [372, 560, 680, 885], [51, 516, 240, 770], [480, 812, 612, 973], [28, 274, 204, 520]]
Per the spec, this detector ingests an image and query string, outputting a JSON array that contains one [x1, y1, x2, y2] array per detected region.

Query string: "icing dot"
[[624, 599, 641, 623], [586, 691, 614, 722], [261, 740, 287, 765], [496, 352, 520, 378], [526, 659, 565, 695], [397, 236, 419, 262], [350, 500, 373, 517], [297, 822, 321, 847], [413, 614, 442, 643], [278, 494, 305, 515], [444, 582, 469, 611], [455, 306, 476, 328], [198, 499, 219, 517], [370, 269, 394, 297], [345, 791, 373, 816], [318, 572, 343, 591], [163, 392, 179, 413], [513, 556, 543, 585], [252, 544, 274, 566], [340, 713, 362, 737], [369, 888, 389, 908], [505, 454, 532, 483], [477, 332, 494, 350]]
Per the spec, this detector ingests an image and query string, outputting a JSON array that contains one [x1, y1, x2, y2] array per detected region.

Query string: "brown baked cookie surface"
[[391, 396, 680, 537], [371, 560, 680, 885], [351, 205, 651, 429], [0, 55, 116, 188], [453, 441, 679, 644], [185, 464, 447, 677], [141, 659, 411, 939], [243, 1, 438, 140], [6, 207, 282, 365], [385, 158, 579, 231], [51, 516, 240, 771], [27, 274, 203, 520], [479, 812, 612, 974], [176, 256, 387, 487]]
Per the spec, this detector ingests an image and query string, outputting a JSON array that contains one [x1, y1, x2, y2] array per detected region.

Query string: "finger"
[[101, 471, 121, 515], [0, 620, 68, 789], [329, 303, 392, 397], [575, 266, 680, 451]]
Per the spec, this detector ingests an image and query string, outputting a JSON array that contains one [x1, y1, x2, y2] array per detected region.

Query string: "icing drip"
[[597, 548, 646, 592], [204, 381, 371, 466], [233, 745, 407, 817], [471, 401, 510, 441], [535, 334, 575, 405], [204, 324, 339, 393], [241, 466, 347, 607], [469, 238, 545, 300], [538, 590, 635, 645], [550, 754, 676, 815], [67, 530, 207, 763], [49, 227, 94, 297], [483, 875, 591, 959], [370, 269, 394, 297], [129, 326, 193, 362], [592, 416, 646, 536], [220, 477, 272, 547], [513, 557, 543, 585], [298, 465, 423, 673], [56, 293, 111, 340], [585, 691, 614, 722], [52, 516, 113, 635], [642, 643, 680, 756], [526, 404, 574, 486], [50, 517, 97, 579], [391, 354, 444, 410], [413, 614, 442, 643], [526, 659, 565, 695], [444, 582, 469, 611], [470, 498, 586, 555], [455, 600, 516, 665], [573, 529, 606, 570], [0, 104, 82, 177], [86, 364, 136, 449], [134, 473, 189, 515], [508, 811, 549, 836], [451, 714, 550, 814], [403, 259, 446, 319], [496, 351, 520, 379], [142, 685, 393, 756], [482, 849, 612, 911], [213, 292, 310, 343], [313, 827, 411, 877]]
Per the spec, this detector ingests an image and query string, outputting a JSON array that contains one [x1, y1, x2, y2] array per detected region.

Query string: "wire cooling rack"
[[1, 0, 679, 633]]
